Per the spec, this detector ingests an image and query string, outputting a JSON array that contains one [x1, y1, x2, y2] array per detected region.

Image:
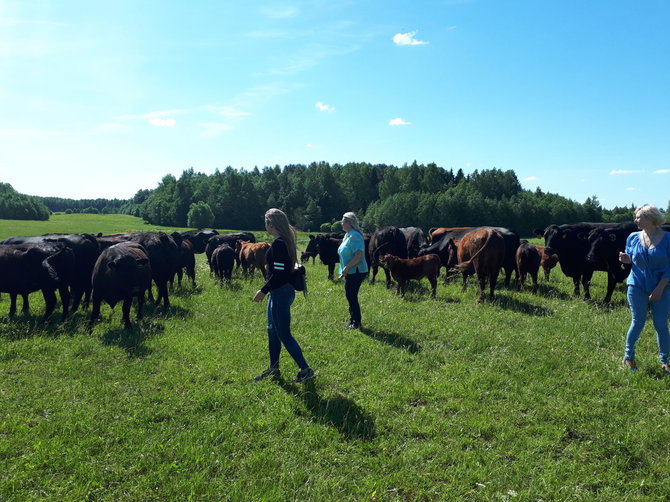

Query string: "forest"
[[2, 163, 640, 235]]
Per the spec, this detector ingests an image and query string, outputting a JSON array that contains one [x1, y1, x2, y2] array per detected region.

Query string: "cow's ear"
[[610, 234, 617, 242], [108, 260, 117, 270], [533, 228, 544, 237]]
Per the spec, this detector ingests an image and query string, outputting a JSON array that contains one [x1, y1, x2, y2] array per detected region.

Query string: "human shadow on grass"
[[100, 320, 164, 358], [278, 380, 376, 440], [491, 294, 554, 317], [360, 327, 422, 354]]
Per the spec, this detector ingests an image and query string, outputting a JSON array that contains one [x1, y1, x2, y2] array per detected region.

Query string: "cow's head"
[[378, 254, 397, 270], [584, 228, 618, 264], [445, 238, 459, 269]]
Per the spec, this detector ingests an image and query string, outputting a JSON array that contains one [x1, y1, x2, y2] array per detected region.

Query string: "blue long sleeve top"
[[625, 231, 670, 294]]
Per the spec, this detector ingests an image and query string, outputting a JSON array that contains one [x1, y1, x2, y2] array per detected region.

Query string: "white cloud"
[[205, 105, 250, 117], [523, 176, 537, 182], [199, 122, 233, 137], [315, 101, 335, 112], [654, 169, 670, 174], [392, 30, 428, 46], [626, 187, 639, 191], [260, 5, 299, 19], [389, 117, 411, 126], [609, 169, 641, 175], [148, 118, 176, 127]]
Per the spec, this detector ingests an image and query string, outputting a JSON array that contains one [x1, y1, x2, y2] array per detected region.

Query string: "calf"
[[90, 241, 152, 329], [515, 241, 540, 292], [236, 241, 271, 278], [535, 246, 559, 281], [205, 232, 256, 273], [369, 226, 408, 286], [378, 253, 441, 298], [211, 243, 236, 282], [456, 228, 505, 303], [171, 233, 196, 287], [0, 242, 75, 322]]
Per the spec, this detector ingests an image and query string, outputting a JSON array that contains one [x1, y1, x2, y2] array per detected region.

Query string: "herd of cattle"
[[0, 220, 645, 328]]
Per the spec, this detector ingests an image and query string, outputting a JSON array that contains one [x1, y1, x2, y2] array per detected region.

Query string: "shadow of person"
[[360, 327, 422, 354], [278, 380, 376, 440]]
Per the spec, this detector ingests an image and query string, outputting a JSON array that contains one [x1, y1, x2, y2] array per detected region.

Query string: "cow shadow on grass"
[[360, 327, 422, 354], [536, 283, 573, 301], [168, 284, 203, 298], [141, 303, 193, 321], [279, 381, 376, 440], [492, 294, 554, 317], [100, 320, 165, 358]]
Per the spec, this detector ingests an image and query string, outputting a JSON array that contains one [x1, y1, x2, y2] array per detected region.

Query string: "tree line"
[[0, 183, 50, 221], [1, 163, 642, 235]]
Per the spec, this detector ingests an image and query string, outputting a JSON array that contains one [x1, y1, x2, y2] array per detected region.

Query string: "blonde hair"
[[341, 211, 363, 234], [635, 204, 666, 227], [265, 208, 297, 269]]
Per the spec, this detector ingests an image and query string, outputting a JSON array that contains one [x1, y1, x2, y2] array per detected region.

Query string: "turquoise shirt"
[[626, 231, 670, 294], [338, 230, 369, 274]]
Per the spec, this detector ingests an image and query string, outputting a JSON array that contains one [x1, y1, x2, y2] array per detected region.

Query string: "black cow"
[[170, 233, 196, 287], [534, 222, 622, 300], [400, 227, 428, 259], [369, 226, 408, 287], [211, 243, 236, 282], [515, 240, 541, 293], [304, 234, 342, 280], [90, 241, 152, 329], [205, 232, 256, 273], [1, 233, 100, 312], [180, 229, 219, 254], [0, 242, 75, 322]]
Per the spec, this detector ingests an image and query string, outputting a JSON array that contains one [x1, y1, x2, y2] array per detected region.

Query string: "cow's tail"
[[457, 229, 496, 272]]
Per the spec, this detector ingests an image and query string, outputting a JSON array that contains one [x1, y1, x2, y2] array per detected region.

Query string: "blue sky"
[[1, 0, 669, 209]]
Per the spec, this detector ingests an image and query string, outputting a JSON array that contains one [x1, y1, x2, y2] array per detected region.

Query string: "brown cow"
[[536, 245, 559, 281], [428, 227, 473, 244], [378, 253, 441, 298], [515, 241, 540, 292], [236, 241, 270, 278], [454, 228, 505, 302]]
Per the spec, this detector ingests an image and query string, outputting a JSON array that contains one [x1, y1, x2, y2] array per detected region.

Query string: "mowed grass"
[[2, 215, 670, 501]]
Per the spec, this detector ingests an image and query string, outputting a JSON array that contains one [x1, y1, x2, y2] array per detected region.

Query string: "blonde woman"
[[619, 204, 670, 373], [253, 209, 315, 383], [338, 212, 368, 329]]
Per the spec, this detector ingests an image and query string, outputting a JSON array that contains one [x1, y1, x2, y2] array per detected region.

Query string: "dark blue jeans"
[[267, 283, 308, 370], [344, 272, 366, 326]]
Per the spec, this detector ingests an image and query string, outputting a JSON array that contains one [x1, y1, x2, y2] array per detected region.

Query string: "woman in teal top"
[[619, 204, 670, 373], [338, 212, 368, 329]]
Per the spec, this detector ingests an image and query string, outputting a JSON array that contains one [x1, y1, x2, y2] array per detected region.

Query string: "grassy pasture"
[[1, 215, 670, 501]]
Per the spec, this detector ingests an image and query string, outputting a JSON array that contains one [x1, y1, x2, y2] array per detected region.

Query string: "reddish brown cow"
[[455, 228, 505, 302], [515, 241, 540, 292], [236, 241, 270, 278], [428, 227, 473, 244], [536, 245, 559, 281], [378, 253, 441, 298]]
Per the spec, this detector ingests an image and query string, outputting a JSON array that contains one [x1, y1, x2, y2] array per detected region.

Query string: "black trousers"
[[344, 272, 366, 326]]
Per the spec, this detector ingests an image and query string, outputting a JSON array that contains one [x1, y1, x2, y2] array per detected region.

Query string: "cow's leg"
[[327, 263, 335, 280], [9, 294, 18, 316], [429, 276, 437, 298], [397, 280, 403, 296], [89, 297, 101, 326], [260, 265, 267, 279], [70, 288, 83, 313], [58, 285, 70, 321], [461, 272, 468, 292], [176, 268, 183, 287], [370, 264, 378, 284], [476, 272, 486, 303], [572, 277, 581, 297], [489, 268, 500, 301], [41, 288, 57, 322], [21, 293, 30, 313], [136, 291, 146, 319], [503, 265, 513, 287], [157, 281, 170, 308], [122, 298, 133, 329], [384, 268, 393, 289], [543, 268, 550, 281], [582, 271, 593, 300], [531, 271, 538, 294]]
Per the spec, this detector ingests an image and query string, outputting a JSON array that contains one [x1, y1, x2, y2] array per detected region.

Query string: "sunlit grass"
[[1, 215, 669, 500]]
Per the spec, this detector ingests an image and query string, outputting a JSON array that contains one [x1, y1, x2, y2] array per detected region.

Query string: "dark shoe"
[[623, 358, 637, 371], [253, 367, 280, 382], [295, 367, 316, 383], [661, 363, 670, 375]]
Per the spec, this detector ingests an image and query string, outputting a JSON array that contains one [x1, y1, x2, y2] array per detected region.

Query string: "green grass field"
[[1, 215, 669, 501]]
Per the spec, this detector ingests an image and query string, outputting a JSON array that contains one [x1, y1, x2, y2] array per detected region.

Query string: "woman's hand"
[[619, 252, 631, 264], [253, 290, 266, 302]]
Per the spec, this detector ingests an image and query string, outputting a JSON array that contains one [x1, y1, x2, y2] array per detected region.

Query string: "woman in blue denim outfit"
[[253, 208, 315, 383], [618, 204, 670, 373], [338, 212, 369, 329]]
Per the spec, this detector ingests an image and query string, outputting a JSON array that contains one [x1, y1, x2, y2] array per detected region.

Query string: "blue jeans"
[[267, 283, 308, 370], [625, 285, 670, 364]]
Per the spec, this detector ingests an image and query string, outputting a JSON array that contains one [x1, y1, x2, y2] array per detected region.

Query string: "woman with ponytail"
[[252, 208, 315, 383]]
